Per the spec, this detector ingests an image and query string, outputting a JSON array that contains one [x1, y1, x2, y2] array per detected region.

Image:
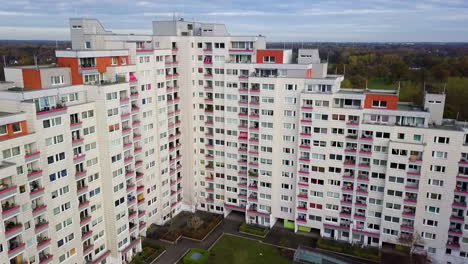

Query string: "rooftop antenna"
[[34, 55, 38, 70], [326, 51, 329, 63], [343, 64, 346, 76], [398, 81, 401, 94], [443, 82, 446, 94], [365, 79, 368, 90], [3, 55, 6, 67], [173, 12, 176, 21]]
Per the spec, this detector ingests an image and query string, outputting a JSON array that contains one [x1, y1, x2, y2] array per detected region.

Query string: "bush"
[[130, 247, 161, 264], [395, 244, 410, 254], [182, 215, 222, 240], [183, 248, 209, 264], [239, 223, 269, 237], [317, 238, 380, 262]]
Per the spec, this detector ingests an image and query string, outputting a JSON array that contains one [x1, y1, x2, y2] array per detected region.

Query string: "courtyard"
[[184, 234, 294, 264]]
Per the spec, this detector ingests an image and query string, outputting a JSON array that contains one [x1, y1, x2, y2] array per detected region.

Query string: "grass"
[[239, 223, 269, 237], [206, 234, 292, 264], [317, 238, 380, 262], [369, 78, 396, 90]]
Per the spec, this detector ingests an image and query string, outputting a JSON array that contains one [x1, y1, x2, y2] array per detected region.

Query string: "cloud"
[[0, 0, 467, 41], [205, 11, 279, 16], [0, 10, 42, 16]]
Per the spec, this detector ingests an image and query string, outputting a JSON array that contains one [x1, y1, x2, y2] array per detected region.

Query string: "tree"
[[398, 231, 427, 264], [187, 215, 203, 230], [431, 64, 450, 82], [389, 60, 409, 82], [341, 79, 352, 88]]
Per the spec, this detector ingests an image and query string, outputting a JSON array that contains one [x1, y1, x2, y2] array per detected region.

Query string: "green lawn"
[[368, 78, 396, 90], [207, 234, 292, 264]]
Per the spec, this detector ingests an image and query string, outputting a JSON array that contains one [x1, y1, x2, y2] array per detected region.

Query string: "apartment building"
[[1, 17, 468, 264]]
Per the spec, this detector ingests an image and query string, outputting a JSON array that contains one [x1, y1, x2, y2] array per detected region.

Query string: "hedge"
[[239, 223, 269, 237], [317, 238, 380, 262], [183, 248, 210, 264]]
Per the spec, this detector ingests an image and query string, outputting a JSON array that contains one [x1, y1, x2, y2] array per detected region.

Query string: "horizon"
[[2, 39, 468, 44], [1, 0, 468, 42]]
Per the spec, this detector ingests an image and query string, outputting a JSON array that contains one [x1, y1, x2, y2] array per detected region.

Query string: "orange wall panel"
[[57, 57, 83, 85], [306, 69, 313, 79], [97, 56, 112, 73], [22, 69, 42, 89], [0, 121, 28, 140], [364, 94, 399, 110], [256, 50, 283, 64]]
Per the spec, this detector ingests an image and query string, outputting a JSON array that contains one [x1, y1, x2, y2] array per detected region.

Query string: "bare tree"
[[398, 231, 427, 263]]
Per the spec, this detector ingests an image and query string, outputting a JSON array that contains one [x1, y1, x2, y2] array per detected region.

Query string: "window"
[[372, 100, 387, 108], [0, 124, 6, 135], [433, 136, 450, 144], [2, 146, 21, 159], [85, 41, 91, 49], [413, 134, 422, 142], [263, 56, 276, 63], [12, 123, 22, 133], [49, 169, 68, 182], [432, 151, 448, 159], [47, 152, 65, 164], [425, 206, 440, 214]]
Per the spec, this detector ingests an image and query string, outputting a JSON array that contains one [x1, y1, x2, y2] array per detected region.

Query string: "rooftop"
[[0, 111, 18, 117], [5, 64, 61, 69], [397, 102, 425, 112]]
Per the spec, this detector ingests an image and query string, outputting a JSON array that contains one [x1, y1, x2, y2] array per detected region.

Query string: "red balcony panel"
[[24, 151, 41, 158]]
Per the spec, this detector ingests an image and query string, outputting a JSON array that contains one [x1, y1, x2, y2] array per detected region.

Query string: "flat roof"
[[7, 87, 41, 93], [5, 64, 62, 69], [0, 111, 16, 117], [397, 102, 425, 112]]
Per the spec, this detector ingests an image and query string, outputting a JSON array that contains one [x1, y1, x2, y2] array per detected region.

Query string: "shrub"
[[183, 248, 209, 264], [239, 223, 269, 236], [317, 238, 380, 262]]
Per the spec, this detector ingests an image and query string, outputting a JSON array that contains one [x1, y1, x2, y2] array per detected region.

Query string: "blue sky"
[[0, 0, 468, 41]]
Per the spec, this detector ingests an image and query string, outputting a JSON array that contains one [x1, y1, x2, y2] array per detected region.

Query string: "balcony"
[[27, 169, 43, 179], [8, 241, 25, 256], [452, 200, 467, 208], [356, 187, 368, 194], [39, 253, 53, 264], [248, 184, 258, 190], [4, 222, 23, 238], [407, 169, 421, 176], [36, 104, 67, 116], [37, 236, 51, 249], [448, 228, 463, 235], [450, 214, 464, 222], [0, 184, 17, 199], [248, 170, 258, 177], [354, 213, 366, 220], [2, 203, 20, 217], [35, 219, 49, 232], [447, 241, 460, 248], [297, 192, 308, 199], [405, 182, 419, 190]]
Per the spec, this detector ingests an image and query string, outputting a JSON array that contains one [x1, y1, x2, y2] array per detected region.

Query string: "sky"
[[0, 0, 468, 42]]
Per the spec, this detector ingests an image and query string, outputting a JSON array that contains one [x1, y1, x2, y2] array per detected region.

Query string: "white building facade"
[[0, 18, 467, 264]]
